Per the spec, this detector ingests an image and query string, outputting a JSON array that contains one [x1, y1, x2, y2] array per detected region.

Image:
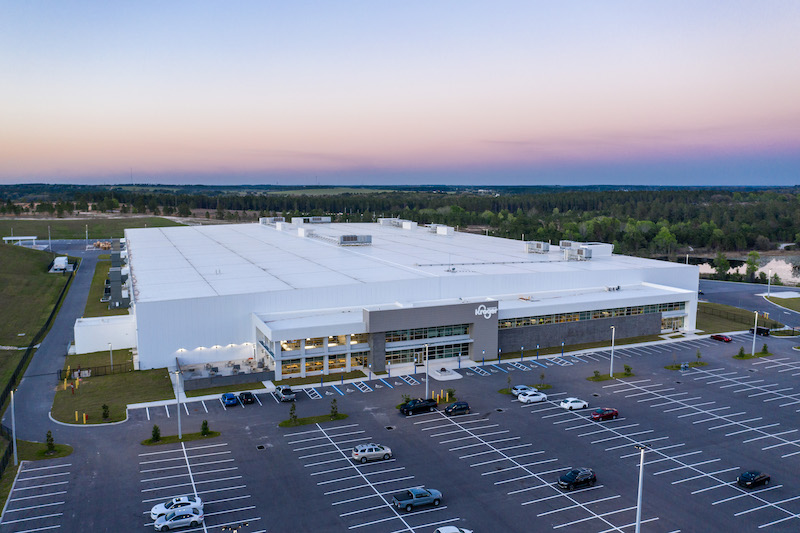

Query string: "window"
[[305, 356, 323, 373], [351, 351, 369, 367], [306, 337, 324, 349], [502, 301, 687, 330], [328, 335, 346, 348], [350, 333, 369, 345], [280, 339, 301, 351], [281, 359, 301, 375], [385, 324, 470, 343], [329, 356, 346, 370]]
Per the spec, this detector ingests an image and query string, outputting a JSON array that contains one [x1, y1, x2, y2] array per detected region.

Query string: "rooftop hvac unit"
[[401, 221, 417, 230], [576, 247, 592, 260], [378, 218, 401, 226], [260, 217, 285, 225], [338, 235, 372, 246], [297, 227, 315, 238], [526, 241, 550, 254], [436, 225, 454, 235], [560, 240, 582, 250]]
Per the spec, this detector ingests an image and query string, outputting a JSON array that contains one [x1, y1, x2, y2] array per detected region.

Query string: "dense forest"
[[2, 184, 799, 257]]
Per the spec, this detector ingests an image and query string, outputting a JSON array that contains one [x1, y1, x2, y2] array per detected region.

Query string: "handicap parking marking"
[[399, 374, 420, 385], [470, 366, 490, 376], [354, 381, 373, 393], [507, 361, 530, 371], [528, 359, 548, 368], [304, 388, 322, 400], [491, 364, 508, 373], [379, 378, 394, 389], [330, 384, 345, 396], [550, 357, 572, 366]]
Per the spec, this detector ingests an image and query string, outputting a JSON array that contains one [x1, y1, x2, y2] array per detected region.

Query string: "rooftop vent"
[[291, 216, 331, 225], [338, 235, 372, 246], [260, 217, 285, 225], [526, 241, 550, 254]]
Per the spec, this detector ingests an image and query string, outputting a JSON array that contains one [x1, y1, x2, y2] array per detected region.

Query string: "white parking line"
[[164, 404, 170, 418]]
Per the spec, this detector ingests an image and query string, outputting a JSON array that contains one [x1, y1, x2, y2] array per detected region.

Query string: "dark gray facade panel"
[[498, 314, 662, 354], [364, 301, 498, 363]]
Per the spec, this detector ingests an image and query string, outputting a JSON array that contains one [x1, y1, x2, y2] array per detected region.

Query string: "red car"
[[710, 334, 732, 342], [590, 408, 618, 421]]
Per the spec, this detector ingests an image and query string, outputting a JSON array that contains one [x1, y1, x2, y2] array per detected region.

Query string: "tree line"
[[2, 185, 799, 256]]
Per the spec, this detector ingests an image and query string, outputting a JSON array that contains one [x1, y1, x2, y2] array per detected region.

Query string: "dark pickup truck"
[[400, 398, 437, 415]]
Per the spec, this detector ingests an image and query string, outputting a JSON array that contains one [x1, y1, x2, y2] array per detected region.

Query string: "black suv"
[[558, 467, 596, 490], [238, 391, 256, 404], [444, 401, 470, 416]]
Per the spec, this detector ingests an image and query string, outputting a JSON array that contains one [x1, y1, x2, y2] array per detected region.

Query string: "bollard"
[[75, 411, 78, 422], [83, 413, 87, 424]]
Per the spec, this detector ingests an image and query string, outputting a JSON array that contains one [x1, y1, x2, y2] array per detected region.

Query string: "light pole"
[[11, 388, 18, 466], [536, 344, 539, 359], [751, 311, 758, 356], [424, 344, 430, 399], [482, 350, 485, 366], [634, 443, 651, 533], [174, 369, 182, 439], [767, 268, 772, 296], [609, 326, 616, 378], [520, 346, 524, 362], [108, 343, 113, 367], [561, 341, 564, 357]]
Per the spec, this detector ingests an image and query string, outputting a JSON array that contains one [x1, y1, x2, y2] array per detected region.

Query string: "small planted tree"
[[289, 402, 298, 425], [761, 343, 769, 354], [593, 370, 601, 379], [201, 420, 210, 436], [539, 372, 545, 386], [623, 364, 632, 376], [401, 393, 411, 404], [102, 404, 109, 419], [330, 398, 339, 419], [738, 346, 746, 358], [445, 388, 456, 401], [151, 424, 161, 442], [46, 430, 55, 453], [696, 349, 702, 363]]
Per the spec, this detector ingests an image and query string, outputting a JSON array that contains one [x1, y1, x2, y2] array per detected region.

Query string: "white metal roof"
[[126, 222, 688, 303]]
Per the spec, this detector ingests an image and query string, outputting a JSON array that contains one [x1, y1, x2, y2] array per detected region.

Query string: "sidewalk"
[[129, 332, 743, 411]]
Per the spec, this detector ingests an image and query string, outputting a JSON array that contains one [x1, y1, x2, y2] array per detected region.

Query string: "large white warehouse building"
[[123, 218, 698, 380]]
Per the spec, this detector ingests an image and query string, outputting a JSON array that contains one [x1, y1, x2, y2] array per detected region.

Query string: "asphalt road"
[[699, 279, 800, 329], [4, 333, 800, 532]]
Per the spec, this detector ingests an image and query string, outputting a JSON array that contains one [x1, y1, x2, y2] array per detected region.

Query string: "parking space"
[[0, 461, 70, 532], [284, 422, 462, 532], [409, 405, 665, 531], [138, 442, 263, 532]]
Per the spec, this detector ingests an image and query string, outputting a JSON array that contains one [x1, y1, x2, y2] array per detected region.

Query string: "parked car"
[[153, 508, 204, 531], [444, 401, 470, 416], [560, 397, 588, 410], [434, 527, 473, 533], [557, 467, 596, 490], [710, 334, 732, 342], [518, 390, 547, 403], [221, 393, 238, 407], [150, 495, 203, 520], [400, 398, 437, 415], [511, 385, 535, 397], [352, 443, 392, 463], [590, 408, 618, 421], [750, 326, 770, 336], [391, 486, 442, 512], [737, 470, 770, 488], [275, 386, 296, 402], [238, 391, 256, 404]]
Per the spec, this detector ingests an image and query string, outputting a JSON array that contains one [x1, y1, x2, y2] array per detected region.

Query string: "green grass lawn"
[[766, 296, 800, 313], [0, 245, 71, 346], [64, 349, 134, 370], [492, 334, 663, 362], [0, 350, 26, 394], [83, 260, 129, 317], [697, 302, 783, 334], [51, 368, 174, 424], [0, 217, 183, 240]]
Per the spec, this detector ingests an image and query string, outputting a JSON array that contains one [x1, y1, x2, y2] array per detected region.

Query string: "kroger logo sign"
[[475, 304, 498, 319]]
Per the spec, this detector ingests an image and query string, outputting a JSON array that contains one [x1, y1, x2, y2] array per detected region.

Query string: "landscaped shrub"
[[151, 424, 161, 442], [201, 420, 210, 436]]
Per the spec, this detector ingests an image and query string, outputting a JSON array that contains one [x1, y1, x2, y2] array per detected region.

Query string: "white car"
[[560, 397, 588, 410], [511, 385, 535, 397], [519, 390, 548, 403], [153, 508, 204, 531], [434, 527, 473, 533], [150, 495, 203, 520], [352, 443, 392, 463]]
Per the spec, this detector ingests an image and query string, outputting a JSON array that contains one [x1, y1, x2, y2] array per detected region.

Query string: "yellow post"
[[446, 392, 449, 402], [75, 411, 78, 422], [83, 413, 87, 424], [76, 378, 79, 389], [63, 378, 66, 390], [440, 389, 443, 398]]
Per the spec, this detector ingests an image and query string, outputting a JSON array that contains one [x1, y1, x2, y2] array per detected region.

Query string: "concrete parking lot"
[[2, 332, 800, 532]]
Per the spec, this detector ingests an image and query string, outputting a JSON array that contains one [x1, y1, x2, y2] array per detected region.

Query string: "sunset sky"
[[2, 1, 799, 185]]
